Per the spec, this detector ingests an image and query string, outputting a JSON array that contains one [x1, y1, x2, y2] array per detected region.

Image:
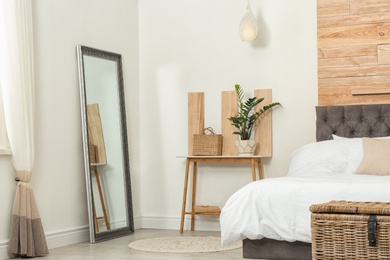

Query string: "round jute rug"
[[128, 236, 241, 253]]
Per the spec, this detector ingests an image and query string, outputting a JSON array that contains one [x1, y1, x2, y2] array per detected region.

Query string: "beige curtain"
[[0, 0, 49, 257]]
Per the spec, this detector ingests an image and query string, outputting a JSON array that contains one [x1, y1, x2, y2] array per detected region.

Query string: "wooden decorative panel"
[[220, 89, 273, 156], [254, 89, 272, 157], [221, 91, 238, 156], [87, 104, 107, 164], [188, 92, 205, 155], [318, 0, 390, 105], [187, 89, 273, 157]]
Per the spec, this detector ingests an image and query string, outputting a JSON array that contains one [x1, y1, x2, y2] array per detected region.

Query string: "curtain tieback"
[[15, 170, 32, 183]]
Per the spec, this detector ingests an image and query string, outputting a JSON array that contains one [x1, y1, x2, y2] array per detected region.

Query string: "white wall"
[[0, 0, 139, 258], [138, 0, 318, 229]]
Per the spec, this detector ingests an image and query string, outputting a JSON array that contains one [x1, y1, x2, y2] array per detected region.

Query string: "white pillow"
[[332, 134, 390, 140], [332, 134, 347, 140], [287, 138, 363, 177]]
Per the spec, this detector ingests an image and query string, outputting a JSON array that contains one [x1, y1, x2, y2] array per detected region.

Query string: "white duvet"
[[220, 137, 390, 246]]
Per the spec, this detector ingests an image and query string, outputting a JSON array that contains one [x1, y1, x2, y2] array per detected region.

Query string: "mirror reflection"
[[77, 45, 134, 243]]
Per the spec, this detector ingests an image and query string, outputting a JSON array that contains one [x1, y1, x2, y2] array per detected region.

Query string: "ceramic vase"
[[235, 139, 257, 156]]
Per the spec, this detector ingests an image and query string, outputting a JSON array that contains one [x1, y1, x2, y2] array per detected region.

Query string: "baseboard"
[[141, 215, 221, 231], [0, 244, 8, 260], [0, 216, 209, 260], [0, 226, 89, 260], [45, 226, 90, 249], [134, 216, 142, 230]]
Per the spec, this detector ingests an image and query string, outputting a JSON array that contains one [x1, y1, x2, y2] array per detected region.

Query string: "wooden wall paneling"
[[317, 0, 349, 8], [318, 85, 352, 106], [350, 0, 390, 15], [378, 44, 390, 64], [317, 0, 349, 17], [319, 75, 390, 87], [87, 103, 107, 164], [318, 45, 377, 59], [351, 88, 390, 95], [318, 55, 377, 68], [318, 23, 390, 49], [317, 5, 350, 18], [319, 84, 390, 105], [318, 12, 390, 28], [317, 0, 390, 106], [254, 89, 272, 157], [188, 92, 205, 155], [221, 91, 238, 156], [318, 65, 390, 79]]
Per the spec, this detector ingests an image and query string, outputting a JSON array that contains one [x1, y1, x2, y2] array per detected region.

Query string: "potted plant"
[[228, 84, 281, 155]]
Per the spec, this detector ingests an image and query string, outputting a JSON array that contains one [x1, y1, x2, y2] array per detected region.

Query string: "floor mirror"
[[76, 45, 134, 243]]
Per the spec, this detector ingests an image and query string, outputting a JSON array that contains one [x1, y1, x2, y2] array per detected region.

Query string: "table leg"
[[251, 158, 256, 181], [258, 159, 263, 180], [180, 158, 190, 234], [191, 162, 198, 231]]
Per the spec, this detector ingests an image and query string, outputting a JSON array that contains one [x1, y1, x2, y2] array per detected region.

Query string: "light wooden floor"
[[11, 229, 248, 260]]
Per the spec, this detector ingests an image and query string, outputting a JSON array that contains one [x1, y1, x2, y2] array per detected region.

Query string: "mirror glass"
[[76, 45, 134, 243]]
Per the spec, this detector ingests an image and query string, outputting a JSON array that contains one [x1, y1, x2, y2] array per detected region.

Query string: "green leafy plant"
[[228, 84, 281, 140]]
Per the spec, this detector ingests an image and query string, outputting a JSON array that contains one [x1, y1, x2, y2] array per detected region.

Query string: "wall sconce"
[[239, 0, 258, 42]]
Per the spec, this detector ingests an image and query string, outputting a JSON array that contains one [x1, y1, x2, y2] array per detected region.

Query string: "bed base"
[[243, 238, 312, 260]]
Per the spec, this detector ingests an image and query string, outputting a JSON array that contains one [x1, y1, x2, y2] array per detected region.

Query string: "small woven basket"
[[193, 127, 223, 156], [310, 200, 390, 260]]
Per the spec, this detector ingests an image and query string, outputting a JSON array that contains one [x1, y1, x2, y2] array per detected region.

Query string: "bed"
[[220, 104, 390, 259]]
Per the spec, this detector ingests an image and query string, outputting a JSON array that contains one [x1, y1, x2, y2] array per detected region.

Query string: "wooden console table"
[[177, 155, 268, 233]]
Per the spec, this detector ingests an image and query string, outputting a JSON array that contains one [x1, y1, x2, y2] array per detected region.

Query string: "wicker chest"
[[310, 201, 390, 260]]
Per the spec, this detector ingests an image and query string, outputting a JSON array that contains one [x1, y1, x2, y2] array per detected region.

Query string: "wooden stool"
[[91, 165, 111, 232]]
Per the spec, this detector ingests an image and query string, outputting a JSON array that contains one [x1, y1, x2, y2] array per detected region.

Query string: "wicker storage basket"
[[310, 201, 390, 260], [193, 127, 223, 156]]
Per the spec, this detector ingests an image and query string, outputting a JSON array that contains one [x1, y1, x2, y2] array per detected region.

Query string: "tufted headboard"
[[316, 104, 390, 142]]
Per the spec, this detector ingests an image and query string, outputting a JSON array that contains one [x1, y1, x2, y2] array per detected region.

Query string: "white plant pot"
[[235, 139, 257, 156]]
